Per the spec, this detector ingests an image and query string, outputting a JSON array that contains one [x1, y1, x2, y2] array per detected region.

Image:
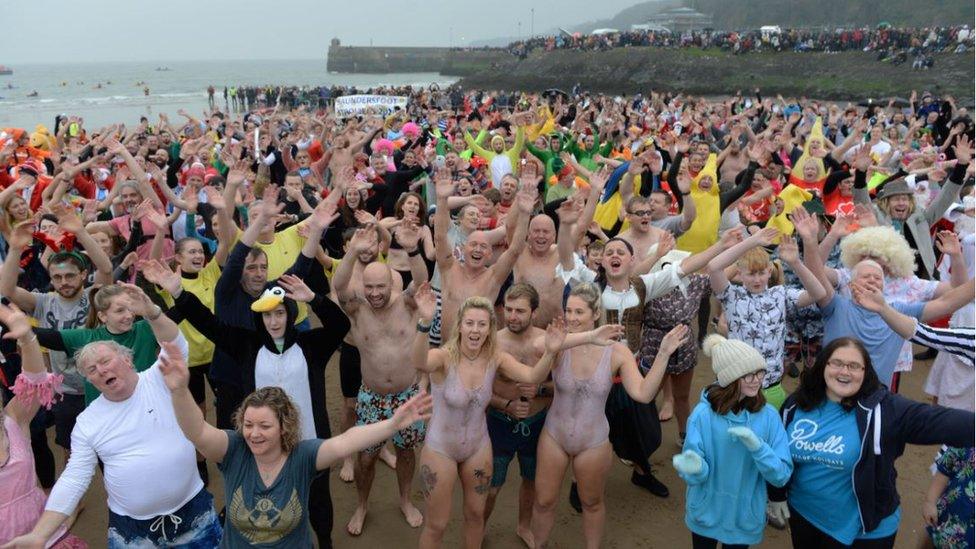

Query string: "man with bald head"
[[431, 169, 533, 340], [819, 259, 973, 389], [332, 222, 430, 536]]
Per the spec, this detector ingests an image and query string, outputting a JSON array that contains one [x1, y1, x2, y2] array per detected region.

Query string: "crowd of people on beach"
[[505, 24, 974, 60], [0, 81, 974, 549]]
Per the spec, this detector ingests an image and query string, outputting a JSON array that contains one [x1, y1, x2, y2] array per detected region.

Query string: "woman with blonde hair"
[[412, 286, 609, 549], [531, 283, 691, 549]]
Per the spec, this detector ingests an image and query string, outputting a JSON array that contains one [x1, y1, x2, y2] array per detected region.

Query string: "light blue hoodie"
[[678, 387, 794, 545]]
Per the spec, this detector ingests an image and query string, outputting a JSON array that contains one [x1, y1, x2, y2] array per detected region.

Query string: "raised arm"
[[412, 283, 442, 374], [120, 282, 180, 344], [489, 188, 533, 286], [791, 207, 834, 307], [158, 339, 229, 462], [920, 279, 976, 322], [707, 227, 779, 293], [0, 222, 39, 312], [620, 325, 689, 403], [497, 318, 566, 384], [0, 303, 49, 425], [779, 236, 826, 307], [52, 203, 114, 286], [432, 170, 456, 271], [105, 139, 162, 209]]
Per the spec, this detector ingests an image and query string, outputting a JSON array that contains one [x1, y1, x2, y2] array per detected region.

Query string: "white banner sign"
[[334, 95, 408, 118]]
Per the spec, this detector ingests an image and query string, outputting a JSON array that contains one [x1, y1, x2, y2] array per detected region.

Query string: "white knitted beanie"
[[703, 334, 767, 387]]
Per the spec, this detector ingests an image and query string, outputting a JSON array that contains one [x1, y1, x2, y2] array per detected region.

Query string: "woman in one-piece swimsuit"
[[412, 289, 568, 549], [531, 283, 691, 549]]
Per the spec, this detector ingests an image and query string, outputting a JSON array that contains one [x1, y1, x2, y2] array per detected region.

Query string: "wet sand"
[[64, 348, 941, 548]]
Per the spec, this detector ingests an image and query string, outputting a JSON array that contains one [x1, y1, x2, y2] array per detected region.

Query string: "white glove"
[[672, 450, 704, 475], [728, 426, 763, 452], [766, 500, 790, 527]]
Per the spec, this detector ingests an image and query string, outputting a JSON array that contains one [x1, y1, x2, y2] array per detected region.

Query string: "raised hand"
[[391, 391, 433, 431], [556, 196, 583, 225], [952, 134, 972, 165], [142, 259, 182, 295], [158, 339, 190, 392], [434, 170, 455, 199], [51, 202, 83, 234], [202, 186, 226, 210], [718, 226, 745, 248], [789, 207, 819, 241], [544, 316, 568, 354], [853, 203, 878, 228], [349, 225, 378, 254], [751, 226, 780, 247], [395, 219, 422, 251], [278, 273, 315, 303], [935, 230, 962, 256], [0, 302, 32, 340], [672, 450, 704, 475], [778, 235, 800, 264], [414, 282, 436, 322], [6, 221, 34, 251], [118, 282, 156, 317], [588, 167, 610, 194], [308, 200, 339, 230], [659, 324, 690, 355], [516, 186, 538, 214], [654, 232, 676, 261]]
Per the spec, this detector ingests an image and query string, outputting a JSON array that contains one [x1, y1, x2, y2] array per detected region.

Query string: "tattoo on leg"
[[473, 469, 490, 495], [420, 464, 437, 499]]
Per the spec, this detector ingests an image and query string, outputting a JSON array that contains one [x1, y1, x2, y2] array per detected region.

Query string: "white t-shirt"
[[46, 334, 202, 520]]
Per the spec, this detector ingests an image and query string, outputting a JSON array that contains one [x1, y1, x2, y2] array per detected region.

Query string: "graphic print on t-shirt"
[[789, 418, 850, 470], [228, 487, 303, 544]]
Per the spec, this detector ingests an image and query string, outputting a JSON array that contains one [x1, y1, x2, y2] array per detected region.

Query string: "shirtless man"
[[334, 222, 430, 536], [328, 224, 399, 482], [432, 169, 532, 339], [617, 157, 694, 266], [513, 169, 606, 327], [484, 283, 551, 546]]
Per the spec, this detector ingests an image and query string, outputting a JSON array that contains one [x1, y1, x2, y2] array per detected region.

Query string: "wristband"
[[146, 305, 163, 321], [407, 248, 421, 257], [416, 321, 431, 333], [505, 399, 512, 410]]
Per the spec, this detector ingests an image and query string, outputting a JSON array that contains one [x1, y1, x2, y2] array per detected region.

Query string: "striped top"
[[912, 322, 975, 366]]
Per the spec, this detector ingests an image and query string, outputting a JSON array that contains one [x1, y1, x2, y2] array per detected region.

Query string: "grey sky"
[[6, 0, 638, 64]]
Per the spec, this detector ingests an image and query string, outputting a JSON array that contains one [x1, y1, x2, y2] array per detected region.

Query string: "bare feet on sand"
[[401, 500, 424, 527], [379, 445, 397, 469], [339, 456, 355, 483], [347, 506, 367, 536], [517, 525, 535, 548]]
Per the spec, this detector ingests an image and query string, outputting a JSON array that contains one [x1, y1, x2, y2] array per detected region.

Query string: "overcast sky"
[[6, 0, 638, 64]]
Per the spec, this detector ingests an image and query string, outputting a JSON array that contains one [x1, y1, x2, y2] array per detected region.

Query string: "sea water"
[[0, 59, 456, 129]]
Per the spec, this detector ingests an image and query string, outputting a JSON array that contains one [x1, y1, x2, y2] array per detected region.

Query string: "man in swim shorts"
[[332, 224, 431, 536]]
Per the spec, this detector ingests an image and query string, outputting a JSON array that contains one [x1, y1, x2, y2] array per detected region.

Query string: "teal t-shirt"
[[788, 400, 901, 544], [218, 431, 322, 548], [58, 320, 159, 404]]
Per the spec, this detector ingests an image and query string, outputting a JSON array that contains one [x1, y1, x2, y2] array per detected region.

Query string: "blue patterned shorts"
[[356, 383, 427, 454], [107, 489, 221, 548]]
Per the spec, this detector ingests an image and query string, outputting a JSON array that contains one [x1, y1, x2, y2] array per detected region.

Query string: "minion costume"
[[676, 154, 721, 253], [787, 117, 827, 195]]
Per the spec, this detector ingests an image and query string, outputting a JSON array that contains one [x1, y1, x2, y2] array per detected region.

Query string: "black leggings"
[[692, 532, 748, 549], [309, 470, 334, 549], [788, 507, 896, 548]]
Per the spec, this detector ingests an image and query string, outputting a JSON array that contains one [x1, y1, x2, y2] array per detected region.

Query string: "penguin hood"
[[250, 286, 300, 352]]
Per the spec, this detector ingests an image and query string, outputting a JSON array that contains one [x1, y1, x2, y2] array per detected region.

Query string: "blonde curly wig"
[[839, 226, 916, 278]]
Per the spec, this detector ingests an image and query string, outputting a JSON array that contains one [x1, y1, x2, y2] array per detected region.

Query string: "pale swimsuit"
[[543, 346, 614, 455], [426, 362, 498, 462]]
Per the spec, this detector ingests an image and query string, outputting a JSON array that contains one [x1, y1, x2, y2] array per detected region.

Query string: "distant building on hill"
[[645, 7, 713, 33]]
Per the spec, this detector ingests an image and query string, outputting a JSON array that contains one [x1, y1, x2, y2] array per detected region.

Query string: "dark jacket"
[[772, 387, 974, 533], [174, 290, 349, 439], [209, 241, 315, 386]]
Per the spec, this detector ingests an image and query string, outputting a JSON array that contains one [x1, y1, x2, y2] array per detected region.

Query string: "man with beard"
[[0, 203, 114, 462], [483, 283, 550, 547], [333, 221, 430, 536]]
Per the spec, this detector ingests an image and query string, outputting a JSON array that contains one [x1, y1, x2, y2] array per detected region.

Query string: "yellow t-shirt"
[[159, 259, 221, 367]]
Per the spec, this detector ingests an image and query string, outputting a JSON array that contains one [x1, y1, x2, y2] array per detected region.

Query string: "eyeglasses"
[[629, 209, 653, 217], [826, 359, 865, 373], [742, 370, 767, 383]]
